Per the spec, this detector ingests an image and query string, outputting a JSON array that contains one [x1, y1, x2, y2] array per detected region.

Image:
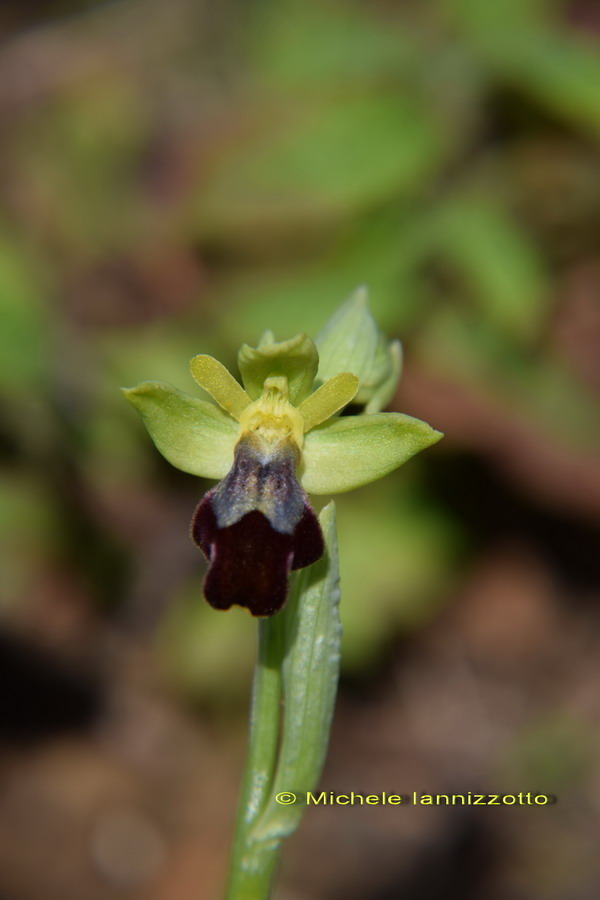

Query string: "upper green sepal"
[[237, 332, 319, 403], [122, 381, 238, 479], [315, 286, 402, 411], [300, 412, 443, 495]]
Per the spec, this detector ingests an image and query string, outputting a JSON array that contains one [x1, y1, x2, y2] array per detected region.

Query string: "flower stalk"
[[226, 502, 341, 900], [225, 616, 286, 899]]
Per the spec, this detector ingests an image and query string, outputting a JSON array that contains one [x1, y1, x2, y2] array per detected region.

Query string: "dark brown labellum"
[[191, 436, 324, 616]]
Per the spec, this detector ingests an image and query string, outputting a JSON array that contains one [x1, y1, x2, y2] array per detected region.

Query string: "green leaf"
[[122, 381, 238, 479], [300, 413, 443, 495], [252, 501, 342, 840], [237, 332, 319, 403]]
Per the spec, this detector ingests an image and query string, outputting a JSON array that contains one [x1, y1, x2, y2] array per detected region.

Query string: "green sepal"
[[237, 332, 319, 403], [300, 412, 443, 495], [122, 381, 238, 480], [315, 286, 401, 407]]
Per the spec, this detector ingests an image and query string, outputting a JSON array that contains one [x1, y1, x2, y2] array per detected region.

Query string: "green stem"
[[225, 614, 287, 899], [226, 503, 341, 900]]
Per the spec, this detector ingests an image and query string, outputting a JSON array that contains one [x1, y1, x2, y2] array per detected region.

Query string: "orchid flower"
[[123, 290, 442, 616]]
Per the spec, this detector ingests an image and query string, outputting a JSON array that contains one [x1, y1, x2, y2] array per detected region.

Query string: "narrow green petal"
[[300, 413, 443, 495], [123, 381, 238, 479], [238, 333, 319, 403], [298, 373, 359, 432], [190, 355, 251, 420]]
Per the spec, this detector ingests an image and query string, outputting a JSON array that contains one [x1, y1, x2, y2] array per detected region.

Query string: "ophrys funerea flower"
[[124, 291, 442, 616]]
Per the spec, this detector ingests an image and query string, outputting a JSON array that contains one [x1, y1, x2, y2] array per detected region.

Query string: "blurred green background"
[[1, 0, 599, 898]]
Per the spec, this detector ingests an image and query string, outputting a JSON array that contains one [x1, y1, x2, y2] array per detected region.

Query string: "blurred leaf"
[[0, 235, 48, 391], [418, 307, 600, 448], [502, 712, 595, 789], [160, 581, 255, 704], [98, 321, 228, 393], [14, 77, 150, 254], [513, 34, 600, 135], [334, 482, 459, 670], [192, 94, 446, 237], [453, 0, 600, 134], [216, 210, 438, 345], [252, 0, 415, 91], [0, 475, 58, 612], [84, 395, 154, 481], [436, 195, 549, 340]]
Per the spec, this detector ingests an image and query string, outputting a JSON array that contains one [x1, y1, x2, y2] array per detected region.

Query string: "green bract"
[[123, 328, 441, 496], [315, 285, 403, 413]]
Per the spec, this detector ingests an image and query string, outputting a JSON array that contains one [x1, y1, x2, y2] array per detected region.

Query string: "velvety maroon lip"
[[191, 436, 324, 616]]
